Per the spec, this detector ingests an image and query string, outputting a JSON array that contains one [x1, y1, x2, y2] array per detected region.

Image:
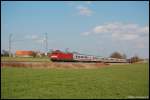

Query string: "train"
[[48, 50, 128, 63]]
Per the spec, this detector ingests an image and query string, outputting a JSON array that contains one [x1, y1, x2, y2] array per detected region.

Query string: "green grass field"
[[1, 63, 149, 99], [1, 57, 50, 62]]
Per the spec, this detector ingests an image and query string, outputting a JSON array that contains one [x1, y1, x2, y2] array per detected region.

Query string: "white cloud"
[[82, 22, 149, 40], [76, 6, 93, 16]]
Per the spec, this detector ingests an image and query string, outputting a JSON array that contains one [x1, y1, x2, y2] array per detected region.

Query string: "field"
[[1, 63, 149, 99]]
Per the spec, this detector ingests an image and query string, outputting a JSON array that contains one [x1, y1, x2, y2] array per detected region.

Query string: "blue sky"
[[1, 1, 149, 58]]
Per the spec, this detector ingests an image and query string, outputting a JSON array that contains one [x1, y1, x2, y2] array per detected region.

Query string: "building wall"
[[15, 50, 34, 57]]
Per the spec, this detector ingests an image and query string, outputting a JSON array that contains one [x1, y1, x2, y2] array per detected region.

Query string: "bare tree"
[[110, 52, 124, 59], [130, 56, 141, 63]]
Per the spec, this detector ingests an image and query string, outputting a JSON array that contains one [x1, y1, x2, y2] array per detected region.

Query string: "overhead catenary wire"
[[8, 34, 48, 54]]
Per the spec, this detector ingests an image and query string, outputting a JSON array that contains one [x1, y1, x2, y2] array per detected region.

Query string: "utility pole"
[[9, 34, 12, 57], [45, 33, 48, 55]]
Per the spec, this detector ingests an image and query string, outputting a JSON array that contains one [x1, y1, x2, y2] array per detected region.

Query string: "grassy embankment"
[[1, 63, 149, 99], [1, 56, 50, 62]]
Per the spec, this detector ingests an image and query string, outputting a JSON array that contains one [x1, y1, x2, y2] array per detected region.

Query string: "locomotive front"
[[49, 50, 74, 62]]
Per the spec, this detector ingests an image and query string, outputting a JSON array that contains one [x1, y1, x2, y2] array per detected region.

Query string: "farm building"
[[15, 50, 34, 57]]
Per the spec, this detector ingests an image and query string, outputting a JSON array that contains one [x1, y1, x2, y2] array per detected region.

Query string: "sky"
[[1, 1, 149, 58]]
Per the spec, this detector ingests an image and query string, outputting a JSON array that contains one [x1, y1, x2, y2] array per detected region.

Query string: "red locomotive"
[[49, 50, 73, 62]]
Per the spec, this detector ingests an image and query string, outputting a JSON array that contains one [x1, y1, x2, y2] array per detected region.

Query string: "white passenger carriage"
[[73, 53, 103, 62]]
